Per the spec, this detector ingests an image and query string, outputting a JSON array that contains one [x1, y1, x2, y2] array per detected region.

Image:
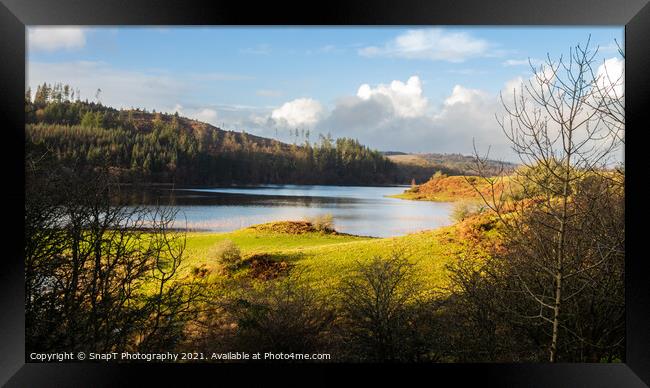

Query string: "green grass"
[[180, 218, 497, 293]]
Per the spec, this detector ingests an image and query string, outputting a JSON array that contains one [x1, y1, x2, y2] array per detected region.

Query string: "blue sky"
[[27, 26, 623, 161]]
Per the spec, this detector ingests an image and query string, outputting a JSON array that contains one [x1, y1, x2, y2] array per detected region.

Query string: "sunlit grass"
[[179, 217, 499, 293]]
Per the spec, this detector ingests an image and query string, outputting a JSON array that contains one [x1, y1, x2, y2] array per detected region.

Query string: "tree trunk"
[[550, 142, 572, 362], [550, 272, 563, 362]]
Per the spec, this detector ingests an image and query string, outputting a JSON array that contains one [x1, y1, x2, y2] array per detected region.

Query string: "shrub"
[[337, 253, 441, 361], [432, 170, 447, 179], [451, 201, 484, 222], [306, 213, 335, 233], [227, 273, 335, 355], [210, 239, 242, 270], [191, 265, 210, 278]]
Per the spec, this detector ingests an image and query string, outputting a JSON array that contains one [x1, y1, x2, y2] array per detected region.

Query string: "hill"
[[25, 84, 397, 186], [386, 152, 516, 182]]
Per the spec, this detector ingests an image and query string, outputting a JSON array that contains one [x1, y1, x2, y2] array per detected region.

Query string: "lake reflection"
[[128, 185, 454, 238]]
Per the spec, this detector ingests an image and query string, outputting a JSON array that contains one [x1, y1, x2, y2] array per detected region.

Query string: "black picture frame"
[[1, 0, 649, 386]]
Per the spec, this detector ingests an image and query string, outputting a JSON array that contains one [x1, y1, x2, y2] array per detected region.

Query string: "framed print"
[[1, 0, 649, 386]]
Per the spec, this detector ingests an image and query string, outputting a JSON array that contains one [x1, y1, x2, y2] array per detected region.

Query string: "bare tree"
[[468, 38, 624, 362], [587, 38, 625, 146], [25, 152, 206, 355]]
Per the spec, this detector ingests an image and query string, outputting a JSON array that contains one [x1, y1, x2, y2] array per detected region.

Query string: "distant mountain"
[[386, 153, 516, 183]]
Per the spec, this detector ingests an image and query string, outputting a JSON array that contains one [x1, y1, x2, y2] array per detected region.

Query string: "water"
[[135, 185, 454, 238]]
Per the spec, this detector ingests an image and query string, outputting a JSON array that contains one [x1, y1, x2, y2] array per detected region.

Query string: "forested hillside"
[[25, 83, 401, 185]]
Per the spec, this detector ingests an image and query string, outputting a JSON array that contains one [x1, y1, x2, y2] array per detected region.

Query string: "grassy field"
[[180, 216, 500, 292], [171, 174, 509, 293]]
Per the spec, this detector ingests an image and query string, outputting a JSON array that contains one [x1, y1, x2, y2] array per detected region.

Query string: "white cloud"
[[502, 76, 524, 92], [178, 104, 276, 133], [436, 86, 499, 132], [28, 27, 86, 52], [496, 61, 624, 164], [499, 63, 556, 103], [502, 58, 542, 67], [195, 108, 218, 124], [444, 85, 489, 106], [317, 75, 516, 160], [359, 28, 491, 63], [500, 76, 525, 102], [250, 113, 272, 126], [596, 57, 624, 98], [356, 76, 428, 118], [271, 98, 323, 128], [487, 57, 622, 117]]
